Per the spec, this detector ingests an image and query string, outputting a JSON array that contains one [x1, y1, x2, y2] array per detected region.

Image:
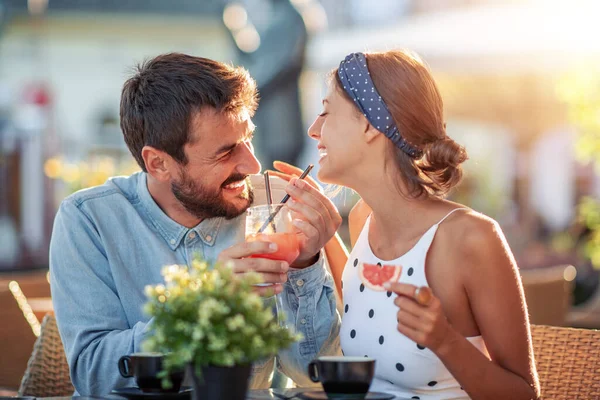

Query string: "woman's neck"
[[351, 171, 441, 244]]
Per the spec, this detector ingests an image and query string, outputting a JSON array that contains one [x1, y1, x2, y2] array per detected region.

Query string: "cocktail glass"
[[245, 204, 300, 328]]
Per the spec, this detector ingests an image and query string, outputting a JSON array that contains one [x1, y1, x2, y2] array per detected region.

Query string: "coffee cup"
[[118, 352, 183, 393], [308, 356, 375, 397]]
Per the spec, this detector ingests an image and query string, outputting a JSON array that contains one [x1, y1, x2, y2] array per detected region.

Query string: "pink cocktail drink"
[[245, 203, 298, 329], [247, 232, 300, 265]]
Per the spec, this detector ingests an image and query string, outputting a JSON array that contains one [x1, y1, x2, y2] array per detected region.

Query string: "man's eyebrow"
[[214, 125, 256, 156], [322, 99, 329, 105], [214, 142, 238, 156]]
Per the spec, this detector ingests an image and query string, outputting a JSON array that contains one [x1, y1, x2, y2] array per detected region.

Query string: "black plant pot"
[[189, 364, 252, 400]]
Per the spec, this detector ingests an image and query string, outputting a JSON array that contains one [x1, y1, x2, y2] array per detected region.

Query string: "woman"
[[283, 51, 540, 399]]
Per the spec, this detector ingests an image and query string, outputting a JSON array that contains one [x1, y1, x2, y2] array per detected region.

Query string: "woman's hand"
[[284, 177, 342, 267], [384, 282, 458, 354], [267, 160, 324, 192], [266, 161, 341, 267]]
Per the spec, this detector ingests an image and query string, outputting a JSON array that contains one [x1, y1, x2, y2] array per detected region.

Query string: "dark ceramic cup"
[[118, 352, 183, 393], [308, 356, 375, 397]]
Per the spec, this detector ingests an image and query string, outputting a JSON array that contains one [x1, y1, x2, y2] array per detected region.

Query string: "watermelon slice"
[[358, 263, 402, 292]]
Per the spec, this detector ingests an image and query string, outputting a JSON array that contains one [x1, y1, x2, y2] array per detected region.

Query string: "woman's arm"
[[348, 198, 371, 248], [324, 198, 372, 300], [386, 216, 540, 400], [442, 217, 540, 399], [324, 232, 348, 297]]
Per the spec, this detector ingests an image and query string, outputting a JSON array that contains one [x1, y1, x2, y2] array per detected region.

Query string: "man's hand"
[[218, 240, 289, 296], [269, 161, 342, 268]]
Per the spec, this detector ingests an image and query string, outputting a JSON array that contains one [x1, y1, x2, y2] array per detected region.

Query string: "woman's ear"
[[363, 123, 381, 144]]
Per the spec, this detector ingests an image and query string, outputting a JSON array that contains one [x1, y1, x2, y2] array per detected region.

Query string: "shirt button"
[[188, 232, 196, 239], [205, 235, 212, 242], [170, 239, 176, 245], [301, 318, 307, 325], [296, 279, 304, 287]]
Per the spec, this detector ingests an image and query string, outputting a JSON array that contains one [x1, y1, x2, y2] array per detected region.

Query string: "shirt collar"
[[137, 172, 222, 250]]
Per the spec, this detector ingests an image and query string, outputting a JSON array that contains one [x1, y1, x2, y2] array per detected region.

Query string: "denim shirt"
[[49, 172, 340, 396]]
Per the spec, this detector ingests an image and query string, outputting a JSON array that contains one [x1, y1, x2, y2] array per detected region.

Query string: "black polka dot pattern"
[[340, 212, 479, 396]]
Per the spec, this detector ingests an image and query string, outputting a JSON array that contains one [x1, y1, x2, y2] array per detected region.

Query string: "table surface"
[[37, 389, 308, 400], [37, 388, 409, 400]]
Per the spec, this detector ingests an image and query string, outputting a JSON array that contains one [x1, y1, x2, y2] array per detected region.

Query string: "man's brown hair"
[[120, 53, 258, 172]]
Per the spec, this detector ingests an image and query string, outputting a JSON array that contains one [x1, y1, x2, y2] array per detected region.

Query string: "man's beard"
[[171, 169, 254, 220]]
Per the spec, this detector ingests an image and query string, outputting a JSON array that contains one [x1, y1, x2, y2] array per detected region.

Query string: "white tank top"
[[340, 209, 488, 400]]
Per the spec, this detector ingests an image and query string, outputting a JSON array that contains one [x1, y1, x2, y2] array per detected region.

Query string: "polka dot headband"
[[338, 52, 424, 159]]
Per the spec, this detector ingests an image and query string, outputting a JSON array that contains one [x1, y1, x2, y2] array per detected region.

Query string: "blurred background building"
[[1, 1, 600, 387]]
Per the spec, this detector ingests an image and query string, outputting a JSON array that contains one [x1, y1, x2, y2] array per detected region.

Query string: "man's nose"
[[237, 141, 262, 174]]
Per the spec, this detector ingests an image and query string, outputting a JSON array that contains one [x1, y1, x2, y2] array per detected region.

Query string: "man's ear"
[[141, 146, 173, 182]]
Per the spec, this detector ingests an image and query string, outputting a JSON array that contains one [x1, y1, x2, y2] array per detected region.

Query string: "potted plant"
[[142, 257, 301, 400]]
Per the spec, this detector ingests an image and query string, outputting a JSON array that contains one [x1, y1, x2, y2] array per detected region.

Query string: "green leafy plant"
[[142, 257, 301, 387]]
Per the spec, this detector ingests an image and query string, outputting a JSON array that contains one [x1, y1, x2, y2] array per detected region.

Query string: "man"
[[49, 53, 341, 396]]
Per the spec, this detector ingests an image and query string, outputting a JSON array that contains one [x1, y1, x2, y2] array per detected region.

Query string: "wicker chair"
[[521, 265, 574, 326], [18, 314, 74, 397], [0, 283, 38, 389], [531, 324, 600, 399]]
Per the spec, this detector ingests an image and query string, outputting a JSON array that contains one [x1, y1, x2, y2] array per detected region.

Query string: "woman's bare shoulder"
[[439, 209, 509, 261]]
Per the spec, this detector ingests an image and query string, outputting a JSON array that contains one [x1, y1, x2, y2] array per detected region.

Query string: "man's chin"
[[222, 197, 252, 219], [220, 179, 254, 219], [220, 188, 252, 217]]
